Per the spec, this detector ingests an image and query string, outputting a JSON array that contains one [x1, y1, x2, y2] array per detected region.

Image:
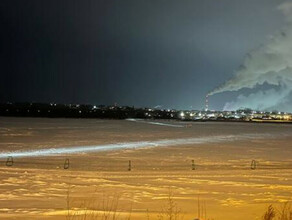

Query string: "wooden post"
[[6, 156, 13, 167], [192, 160, 195, 170], [64, 158, 70, 169], [251, 160, 257, 170], [128, 160, 131, 171]]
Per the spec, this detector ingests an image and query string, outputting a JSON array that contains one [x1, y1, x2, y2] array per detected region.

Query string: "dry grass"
[[66, 189, 127, 220], [67, 188, 292, 220], [262, 203, 292, 220], [65, 189, 187, 220], [262, 205, 276, 220], [156, 190, 184, 220]]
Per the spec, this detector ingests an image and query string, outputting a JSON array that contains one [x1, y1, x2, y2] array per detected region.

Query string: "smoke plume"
[[209, 2, 292, 111], [223, 85, 291, 111]]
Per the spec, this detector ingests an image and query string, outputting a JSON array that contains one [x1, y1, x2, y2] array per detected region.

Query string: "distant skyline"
[[0, 0, 289, 111]]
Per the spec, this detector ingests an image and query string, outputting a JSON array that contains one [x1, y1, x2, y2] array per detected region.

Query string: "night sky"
[[0, 0, 286, 110]]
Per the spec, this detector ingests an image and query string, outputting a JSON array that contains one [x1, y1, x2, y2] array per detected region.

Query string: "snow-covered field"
[[0, 117, 292, 220]]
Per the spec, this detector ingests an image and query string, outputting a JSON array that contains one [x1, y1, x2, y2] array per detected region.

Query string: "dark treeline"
[[0, 103, 178, 120]]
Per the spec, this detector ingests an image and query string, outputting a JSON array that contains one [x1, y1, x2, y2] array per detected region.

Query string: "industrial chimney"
[[205, 95, 209, 111]]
